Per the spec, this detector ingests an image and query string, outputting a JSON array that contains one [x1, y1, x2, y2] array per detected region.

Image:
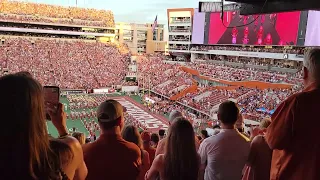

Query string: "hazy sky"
[[25, 0, 202, 25]]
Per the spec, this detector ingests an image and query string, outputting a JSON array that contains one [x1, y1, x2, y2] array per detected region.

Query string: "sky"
[[24, 0, 231, 41], [24, 0, 231, 25], [25, 0, 197, 24]]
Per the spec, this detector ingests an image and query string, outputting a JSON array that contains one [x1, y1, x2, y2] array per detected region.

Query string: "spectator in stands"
[[122, 125, 150, 180], [82, 100, 141, 180], [72, 132, 86, 145], [212, 125, 221, 135], [200, 129, 210, 143], [198, 101, 250, 180], [155, 110, 183, 156], [0, 74, 87, 179], [146, 117, 199, 180], [158, 129, 166, 140], [151, 133, 160, 148], [141, 131, 156, 164], [243, 119, 272, 180], [266, 48, 320, 180]]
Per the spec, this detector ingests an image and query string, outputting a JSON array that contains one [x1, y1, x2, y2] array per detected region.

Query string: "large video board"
[[207, 11, 301, 46], [192, 8, 205, 44], [305, 11, 320, 46]]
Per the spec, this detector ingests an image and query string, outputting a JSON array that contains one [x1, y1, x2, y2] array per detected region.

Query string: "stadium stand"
[[0, 38, 129, 89], [0, 0, 115, 27], [1, 1, 319, 178]]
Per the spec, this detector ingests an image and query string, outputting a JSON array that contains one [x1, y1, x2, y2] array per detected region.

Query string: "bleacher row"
[[0, 0, 115, 27], [0, 38, 129, 89], [137, 55, 303, 122]]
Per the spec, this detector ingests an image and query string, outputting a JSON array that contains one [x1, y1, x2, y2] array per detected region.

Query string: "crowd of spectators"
[[135, 53, 304, 122], [0, 31, 97, 40], [0, 1, 115, 27], [191, 61, 302, 84], [0, 38, 129, 89], [191, 45, 306, 54], [3, 68, 320, 179], [196, 55, 300, 70], [66, 94, 152, 132], [138, 54, 183, 89]]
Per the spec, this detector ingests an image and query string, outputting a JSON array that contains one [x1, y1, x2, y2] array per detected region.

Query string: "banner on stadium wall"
[[191, 50, 304, 61], [61, 89, 86, 95], [122, 86, 139, 93], [256, 107, 275, 115], [144, 97, 155, 104], [93, 88, 109, 94]]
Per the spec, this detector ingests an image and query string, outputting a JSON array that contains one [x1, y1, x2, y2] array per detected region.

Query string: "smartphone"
[[44, 86, 60, 120]]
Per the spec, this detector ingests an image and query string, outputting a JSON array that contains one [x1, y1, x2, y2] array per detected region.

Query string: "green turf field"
[[47, 93, 144, 138], [47, 94, 169, 138], [46, 96, 95, 138]]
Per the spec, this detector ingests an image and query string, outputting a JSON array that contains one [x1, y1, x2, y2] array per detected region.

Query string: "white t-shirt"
[[198, 129, 250, 180]]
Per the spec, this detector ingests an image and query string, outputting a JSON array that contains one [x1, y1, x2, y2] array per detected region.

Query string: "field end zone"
[[114, 96, 169, 132]]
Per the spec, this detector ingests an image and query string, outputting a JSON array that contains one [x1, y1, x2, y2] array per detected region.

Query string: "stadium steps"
[[156, 80, 174, 88], [236, 90, 255, 101], [169, 85, 187, 95], [193, 91, 212, 102], [170, 83, 198, 101], [180, 66, 200, 76]]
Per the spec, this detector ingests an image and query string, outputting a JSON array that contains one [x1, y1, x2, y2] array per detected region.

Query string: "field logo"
[[117, 98, 168, 130]]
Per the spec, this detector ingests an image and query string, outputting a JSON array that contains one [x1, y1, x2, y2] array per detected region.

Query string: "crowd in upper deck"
[[0, 0, 115, 27]]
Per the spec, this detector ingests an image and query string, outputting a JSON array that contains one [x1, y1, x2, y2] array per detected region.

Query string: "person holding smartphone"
[[0, 74, 87, 180]]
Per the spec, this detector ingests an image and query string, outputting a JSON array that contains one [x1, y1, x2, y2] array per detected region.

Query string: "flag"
[[152, 15, 158, 33]]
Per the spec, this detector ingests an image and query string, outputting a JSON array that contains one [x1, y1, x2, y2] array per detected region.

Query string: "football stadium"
[[1, 0, 320, 179]]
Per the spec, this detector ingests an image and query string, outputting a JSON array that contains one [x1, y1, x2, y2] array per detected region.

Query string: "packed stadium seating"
[[3, 0, 319, 179], [191, 45, 306, 54], [135, 53, 304, 122], [0, 0, 115, 27], [0, 38, 129, 89]]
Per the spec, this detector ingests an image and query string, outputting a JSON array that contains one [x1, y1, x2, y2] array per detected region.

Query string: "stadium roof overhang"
[[199, 0, 320, 15]]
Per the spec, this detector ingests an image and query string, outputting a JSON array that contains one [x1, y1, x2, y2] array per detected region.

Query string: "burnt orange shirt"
[[82, 133, 141, 180], [144, 145, 156, 164], [266, 83, 320, 180]]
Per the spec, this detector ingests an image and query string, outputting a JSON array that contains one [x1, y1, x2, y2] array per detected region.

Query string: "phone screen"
[[44, 86, 60, 120]]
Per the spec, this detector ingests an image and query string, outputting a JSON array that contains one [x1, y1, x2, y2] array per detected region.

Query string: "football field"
[[47, 96, 168, 138]]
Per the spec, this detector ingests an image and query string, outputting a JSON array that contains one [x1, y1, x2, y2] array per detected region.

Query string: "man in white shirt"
[[198, 101, 250, 180]]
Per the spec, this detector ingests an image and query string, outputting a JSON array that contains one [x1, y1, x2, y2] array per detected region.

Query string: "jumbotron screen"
[[305, 10, 320, 46], [202, 11, 302, 46]]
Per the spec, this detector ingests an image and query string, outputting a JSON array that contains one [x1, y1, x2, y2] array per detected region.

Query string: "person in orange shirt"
[[266, 48, 320, 180], [141, 131, 156, 164], [82, 100, 141, 180]]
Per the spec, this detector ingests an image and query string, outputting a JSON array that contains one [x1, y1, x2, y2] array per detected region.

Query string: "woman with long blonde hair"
[[0, 74, 87, 180], [72, 132, 86, 145], [146, 117, 199, 180]]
